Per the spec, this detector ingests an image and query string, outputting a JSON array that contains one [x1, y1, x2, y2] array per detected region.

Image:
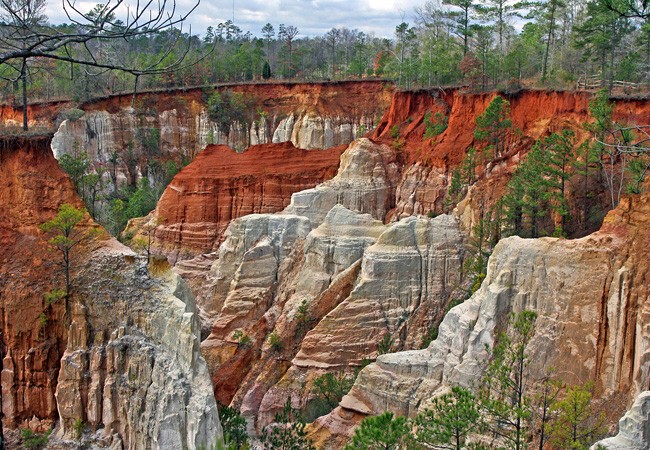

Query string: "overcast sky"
[[45, 0, 425, 39]]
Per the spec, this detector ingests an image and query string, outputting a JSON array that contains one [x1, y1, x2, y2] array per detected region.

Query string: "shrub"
[[60, 108, 85, 122], [21, 429, 51, 450], [45, 289, 66, 305], [268, 331, 283, 353], [218, 402, 249, 450], [423, 111, 448, 139], [72, 418, 84, 441], [378, 332, 393, 355], [389, 124, 400, 139], [232, 329, 252, 348], [294, 300, 313, 335]]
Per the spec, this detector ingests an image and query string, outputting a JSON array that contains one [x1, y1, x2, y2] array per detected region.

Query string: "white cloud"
[[44, 0, 423, 38]]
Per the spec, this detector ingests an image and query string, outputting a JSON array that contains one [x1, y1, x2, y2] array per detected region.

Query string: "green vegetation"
[[294, 300, 314, 336], [479, 311, 538, 450], [232, 330, 252, 348], [309, 372, 355, 418], [5, 0, 650, 116], [20, 429, 51, 450], [206, 90, 255, 134], [40, 204, 86, 299], [344, 412, 410, 450], [72, 418, 85, 441], [261, 399, 315, 450], [267, 331, 283, 353], [548, 382, 606, 449], [343, 310, 607, 449], [423, 111, 449, 139], [413, 386, 480, 449], [377, 332, 394, 355], [474, 96, 512, 161], [58, 147, 182, 237], [218, 402, 249, 450]]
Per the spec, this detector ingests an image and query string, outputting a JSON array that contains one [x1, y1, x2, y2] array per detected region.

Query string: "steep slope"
[[48, 81, 392, 185], [150, 141, 346, 262], [0, 135, 221, 448], [197, 138, 466, 434], [0, 135, 76, 428], [376, 89, 650, 230], [312, 189, 650, 447]]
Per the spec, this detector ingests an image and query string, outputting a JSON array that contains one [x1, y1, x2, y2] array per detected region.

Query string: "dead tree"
[[0, 0, 208, 130]]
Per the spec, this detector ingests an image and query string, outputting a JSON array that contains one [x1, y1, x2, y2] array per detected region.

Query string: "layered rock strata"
[[0, 135, 74, 427], [0, 135, 221, 448], [198, 138, 466, 434], [55, 244, 221, 449], [48, 81, 392, 185], [150, 141, 345, 261], [313, 190, 650, 447]]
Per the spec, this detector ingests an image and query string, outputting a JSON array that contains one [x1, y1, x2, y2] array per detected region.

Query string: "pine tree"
[[539, 130, 577, 236], [443, 0, 480, 56], [548, 382, 606, 450], [474, 96, 512, 160], [40, 204, 88, 324], [261, 399, 315, 450], [414, 386, 481, 450], [480, 311, 538, 450], [344, 412, 410, 450]]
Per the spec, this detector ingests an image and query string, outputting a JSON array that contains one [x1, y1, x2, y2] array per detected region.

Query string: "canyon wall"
[[311, 189, 650, 447], [376, 89, 650, 230], [196, 138, 466, 435], [177, 88, 650, 447], [46, 81, 392, 186], [0, 135, 222, 448], [150, 141, 345, 262]]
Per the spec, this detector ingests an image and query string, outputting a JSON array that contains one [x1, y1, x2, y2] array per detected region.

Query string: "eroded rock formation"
[[0, 135, 222, 448], [593, 391, 650, 449], [313, 190, 650, 447], [197, 138, 466, 435], [150, 141, 346, 261], [47, 81, 392, 185]]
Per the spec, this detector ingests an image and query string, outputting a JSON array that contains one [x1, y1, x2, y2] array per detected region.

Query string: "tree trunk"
[[21, 58, 28, 131]]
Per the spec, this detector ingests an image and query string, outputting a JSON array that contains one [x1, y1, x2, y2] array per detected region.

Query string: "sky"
[[45, 0, 425, 39]]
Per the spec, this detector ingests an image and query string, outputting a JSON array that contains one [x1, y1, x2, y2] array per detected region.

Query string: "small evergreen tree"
[[445, 167, 463, 212], [474, 96, 512, 160], [480, 310, 538, 450], [414, 386, 481, 450], [217, 402, 249, 450], [262, 60, 272, 79], [261, 399, 315, 450], [344, 412, 410, 450], [311, 372, 355, 411], [541, 130, 577, 236], [548, 382, 606, 450], [40, 204, 88, 323], [461, 147, 478, 185]]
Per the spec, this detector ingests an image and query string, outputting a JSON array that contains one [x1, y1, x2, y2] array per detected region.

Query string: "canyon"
[[1, 81, 650, 448]]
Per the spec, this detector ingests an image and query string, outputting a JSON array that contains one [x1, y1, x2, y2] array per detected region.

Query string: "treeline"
[[4, 0, 650, 105]]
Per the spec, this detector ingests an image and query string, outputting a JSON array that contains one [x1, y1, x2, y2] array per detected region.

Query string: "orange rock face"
[[0, 135, 80, 427], [153, 142, 346, 260], [374, 89, 650, 166]]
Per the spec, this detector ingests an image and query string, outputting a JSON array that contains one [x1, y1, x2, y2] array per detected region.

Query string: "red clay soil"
[[0, 135, 82, 428], [153, 141, 346, 259], [373, 88, 650, 169], [81, 80, 394, 118]]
